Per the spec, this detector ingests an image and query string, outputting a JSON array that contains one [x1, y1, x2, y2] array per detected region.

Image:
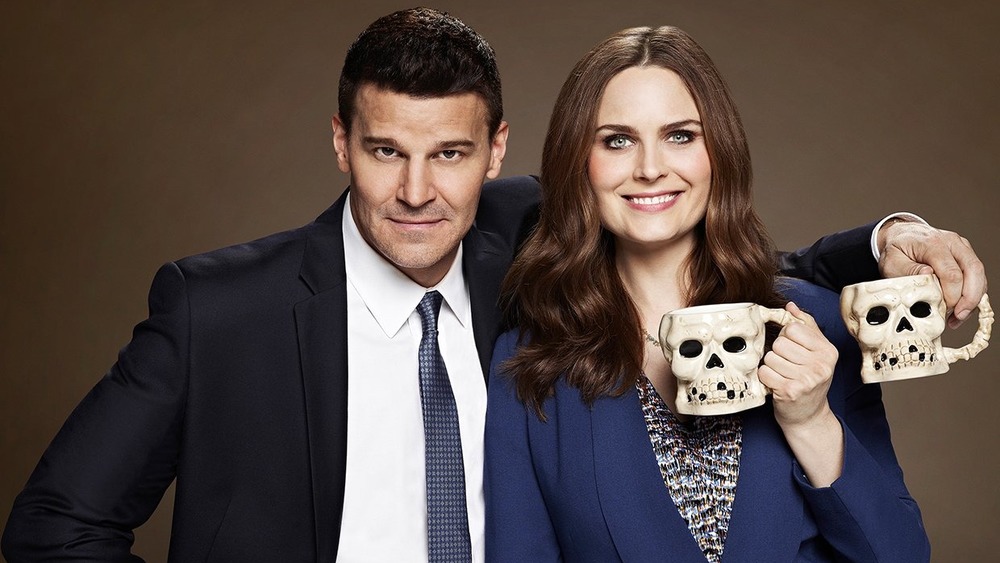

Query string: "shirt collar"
[[343, 193, 472, 338]]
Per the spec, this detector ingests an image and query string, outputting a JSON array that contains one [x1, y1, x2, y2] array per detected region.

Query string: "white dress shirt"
[[870, 212, 927, 261], [337, 195, 487, 562]]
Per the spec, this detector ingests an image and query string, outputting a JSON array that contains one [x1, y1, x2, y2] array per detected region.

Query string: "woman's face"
[[587, 66, 711, 253]]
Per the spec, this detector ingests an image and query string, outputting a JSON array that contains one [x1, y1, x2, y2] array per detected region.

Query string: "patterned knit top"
[[637, 375, 744, 563]]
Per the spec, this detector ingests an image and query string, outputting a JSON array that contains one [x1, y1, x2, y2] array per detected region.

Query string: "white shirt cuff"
[[870, 212, 928, 262]]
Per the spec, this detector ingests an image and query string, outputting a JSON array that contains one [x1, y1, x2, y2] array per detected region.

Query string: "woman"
[[484, 26, 929, 562]]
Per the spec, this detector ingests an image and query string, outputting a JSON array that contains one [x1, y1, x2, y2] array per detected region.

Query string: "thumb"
[[785, 301, 815, 326]]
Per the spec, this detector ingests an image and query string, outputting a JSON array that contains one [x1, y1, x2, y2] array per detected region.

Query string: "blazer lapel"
[[462, 226, 513, 381], [591, 388, 708, 561], [722, 403, 804, 562], [296, 193, 350, 562]]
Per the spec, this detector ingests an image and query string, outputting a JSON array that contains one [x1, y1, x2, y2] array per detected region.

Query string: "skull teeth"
[[687, 375, 755, 404], [871, 339, 939, 371]]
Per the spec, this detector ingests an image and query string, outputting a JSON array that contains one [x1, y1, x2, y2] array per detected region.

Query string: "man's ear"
[[332, 114, 351, 173], [485, 121, 509, 180]]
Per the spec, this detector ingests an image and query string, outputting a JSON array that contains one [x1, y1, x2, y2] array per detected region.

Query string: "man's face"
[[333, 84, 508, 287]]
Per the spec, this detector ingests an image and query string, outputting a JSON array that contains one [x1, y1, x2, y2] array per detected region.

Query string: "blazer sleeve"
[[777, 221, 882, 292], [484, 331, 562, 562], [789, 285, 930, 562], [2, 262, 190, 562]]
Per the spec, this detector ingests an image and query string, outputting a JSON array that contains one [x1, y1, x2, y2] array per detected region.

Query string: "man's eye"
[[375, 147, 397, 158], [604, 135, 634, 150], [440, 150, 460, 159]]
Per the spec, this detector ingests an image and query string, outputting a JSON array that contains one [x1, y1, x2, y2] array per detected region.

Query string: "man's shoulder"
[[176, 224, 308, 275], [169, 203, 343, 295], [480, 175, 541, 211], [482, 174, 541, 195], [477, 175, 541, 248]]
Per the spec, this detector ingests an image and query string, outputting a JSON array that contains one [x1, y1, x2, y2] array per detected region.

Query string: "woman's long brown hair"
[[501, 26, 785, 419]]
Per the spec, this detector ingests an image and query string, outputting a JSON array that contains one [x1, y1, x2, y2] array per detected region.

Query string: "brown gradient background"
[[2, 1, 997, 560]]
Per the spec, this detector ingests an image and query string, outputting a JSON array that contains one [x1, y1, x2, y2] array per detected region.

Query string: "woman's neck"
[[616, 236, 696, 420], [615, 236, 694, 324]]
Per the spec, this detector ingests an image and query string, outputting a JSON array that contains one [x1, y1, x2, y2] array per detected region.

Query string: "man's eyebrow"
[[361, 136, 397, 146], [359, 138, 477, 150], [436, 139, 477, 150]]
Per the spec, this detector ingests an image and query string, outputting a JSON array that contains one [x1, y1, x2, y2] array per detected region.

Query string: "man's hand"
[[878, 220, 987, 328]]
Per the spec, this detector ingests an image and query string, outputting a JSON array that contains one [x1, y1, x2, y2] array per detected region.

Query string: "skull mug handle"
[[943, 293, 993, 363], [757, 305, 796, 395], [759, 306, 794, 328]]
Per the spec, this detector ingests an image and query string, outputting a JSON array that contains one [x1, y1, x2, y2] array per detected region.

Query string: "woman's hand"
[[759, 301, 845, 487], [759, 302, 838, 428]]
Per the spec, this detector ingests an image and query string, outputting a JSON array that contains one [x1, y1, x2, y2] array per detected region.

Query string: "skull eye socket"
[[722, 337, 747, 353], [679, 340, 703, 358], [866, 306, 890, 325], [910, 301, 932, 318]]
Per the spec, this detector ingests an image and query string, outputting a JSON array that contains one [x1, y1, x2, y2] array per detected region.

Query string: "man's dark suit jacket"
[[1, 176, 879, 562]]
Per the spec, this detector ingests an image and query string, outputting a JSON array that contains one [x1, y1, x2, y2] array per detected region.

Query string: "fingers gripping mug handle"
[[754, 306, 794, 397], [944, 293, 993, 363]]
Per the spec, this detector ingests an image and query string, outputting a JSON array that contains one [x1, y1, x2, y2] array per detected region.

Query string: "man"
[[2, 7, 986, 562]]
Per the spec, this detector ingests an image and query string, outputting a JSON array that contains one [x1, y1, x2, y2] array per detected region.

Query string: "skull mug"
[[840, 274, 992, 383], [658, 303, 792, 416]]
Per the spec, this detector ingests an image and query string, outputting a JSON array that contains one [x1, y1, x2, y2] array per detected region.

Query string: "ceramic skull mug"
[[658, 303, 793, 416], [840, 274, 992, 383]]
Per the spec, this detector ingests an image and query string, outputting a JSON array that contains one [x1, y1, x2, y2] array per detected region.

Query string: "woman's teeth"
[[628, 193, 678, 205]]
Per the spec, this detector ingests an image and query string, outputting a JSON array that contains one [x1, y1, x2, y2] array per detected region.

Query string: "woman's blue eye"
[[606, 135, 633, 149], [668, 131, 693, 144]]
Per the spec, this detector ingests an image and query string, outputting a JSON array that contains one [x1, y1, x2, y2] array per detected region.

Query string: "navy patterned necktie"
[[416, 290, 472, 562]]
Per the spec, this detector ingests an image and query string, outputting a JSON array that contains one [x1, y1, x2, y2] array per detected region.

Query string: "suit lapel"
[[722, 403, 803, 562], [462, 226, 513, 381], [591, 387, 707, 561], [296, 193, 350, 562]]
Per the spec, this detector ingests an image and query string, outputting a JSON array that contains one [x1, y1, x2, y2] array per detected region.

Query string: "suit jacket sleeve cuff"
[[870, 212, 929, 262], [791, 417, 930, 561]]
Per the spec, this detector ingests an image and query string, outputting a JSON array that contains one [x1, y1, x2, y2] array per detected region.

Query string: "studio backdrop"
[[2, 1, 997, 560]]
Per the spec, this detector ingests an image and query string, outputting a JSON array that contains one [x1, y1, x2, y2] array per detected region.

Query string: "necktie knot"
[[417, 290, 443, 335]]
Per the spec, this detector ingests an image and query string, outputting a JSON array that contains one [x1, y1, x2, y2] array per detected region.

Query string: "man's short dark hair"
[[338, 7, 503, 136]]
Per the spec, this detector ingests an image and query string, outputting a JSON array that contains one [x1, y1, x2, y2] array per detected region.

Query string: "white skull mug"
[[658, 303, 793, 416], [840, 274, 992, 383], [657, 276, 992, 418]]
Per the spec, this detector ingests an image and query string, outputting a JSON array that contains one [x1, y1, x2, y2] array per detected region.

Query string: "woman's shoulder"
[[493, 328, 525, 358], [490, 328, 531, 381]]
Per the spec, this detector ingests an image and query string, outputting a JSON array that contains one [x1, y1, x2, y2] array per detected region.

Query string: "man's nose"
[[398, 161, 436, 207]]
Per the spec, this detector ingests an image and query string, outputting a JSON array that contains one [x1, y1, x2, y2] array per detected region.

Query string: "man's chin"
[[377, 243, 459, 283]]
